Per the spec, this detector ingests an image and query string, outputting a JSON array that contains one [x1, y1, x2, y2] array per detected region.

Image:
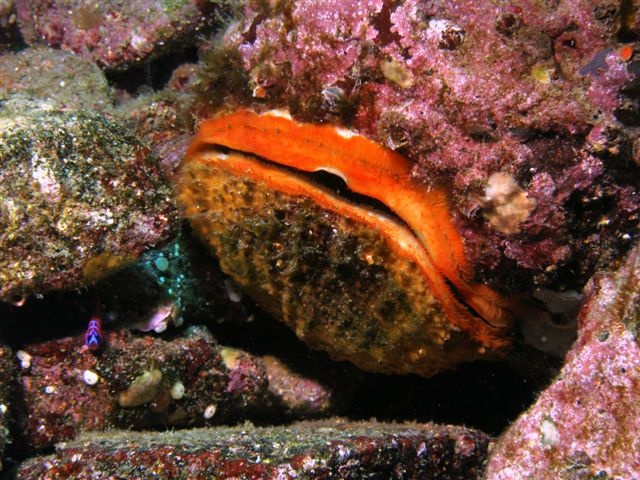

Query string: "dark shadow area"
[[208, 308, 546, 437], [0, 291, 92, 347], [105, 46, 199, 94]]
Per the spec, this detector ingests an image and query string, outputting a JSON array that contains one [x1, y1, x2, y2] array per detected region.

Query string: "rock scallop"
[[177, 110, 514, 376]]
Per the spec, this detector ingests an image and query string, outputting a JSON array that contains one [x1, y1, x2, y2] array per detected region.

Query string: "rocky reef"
[[0, 95, 177, 303], [200, 0, 639, 293], [16, 421, 490, 479], [0, 0, 638, 477], [15, 326, 342, 450], [486, 242, 640, 479], [0, 0, 16, 50], [0, 344, 14, 472], [0, 47, 113, 110], [14, 0, 236, 70]]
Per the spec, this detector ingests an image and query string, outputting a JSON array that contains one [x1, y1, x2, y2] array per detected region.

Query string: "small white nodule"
[[203, 403, 217, 419], [83, 370, 100, 386], [225, 278, 243, 303], [16, 350, 31, 369], [170, 381, 185, 400]]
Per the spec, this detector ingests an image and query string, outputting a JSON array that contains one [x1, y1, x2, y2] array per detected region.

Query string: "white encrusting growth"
[[335, 127, 358, 139], [264, 110, 292, 120], [540, 417, 560, 446]]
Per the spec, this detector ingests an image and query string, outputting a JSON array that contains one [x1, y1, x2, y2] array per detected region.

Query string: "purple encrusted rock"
[[486, 242, 640, 479], [0, 343, 16, 472], [0, 0, 16, 50], [15, 326, 342, 450]]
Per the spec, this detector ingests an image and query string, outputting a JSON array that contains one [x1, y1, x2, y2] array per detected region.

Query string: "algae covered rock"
[[17, 421, 489, 479], [0, 47, 113, 110], [16, 327, 343, 449], [0, 95, 177, 303], [14, 0, 237, 70], [486, 242, 640, 479], [0, 0, 16, 50]]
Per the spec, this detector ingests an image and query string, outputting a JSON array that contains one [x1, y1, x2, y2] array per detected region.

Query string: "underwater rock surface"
[[0, 343, 14, 472], [0, 0, 16, 50], [0, 95, 177, 302], [0, 47, 113, 111], [486, 242, 640, 479], [16, 421, 489, 479], [0, 0, 638, 476], [12, 327, 341, 450], [14, 0, 234, 70], [201, 0, 639, 292]]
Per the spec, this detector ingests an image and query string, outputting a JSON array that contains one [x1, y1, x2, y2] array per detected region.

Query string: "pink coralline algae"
[[0, 0, 16, 50], [200, 0, 640, 292], [0, 344, 15, 472], [486, 242, 640, 479], [14, 0, 234, 70]]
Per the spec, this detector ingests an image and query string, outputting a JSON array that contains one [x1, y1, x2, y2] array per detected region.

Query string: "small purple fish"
[[84, 316, 103, 352]]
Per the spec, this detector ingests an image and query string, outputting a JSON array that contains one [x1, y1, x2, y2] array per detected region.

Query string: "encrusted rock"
[[0, 95, 177, 302], [486, 242, 640, 479], [16, 421, 490, 479], [263, 355, 334, 417], [0, 47, 113, 110], [0, 0, 16, 50], [15, 0, 235, 69], [17, 327, 343, 449], [0, 343, 16, 472]]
